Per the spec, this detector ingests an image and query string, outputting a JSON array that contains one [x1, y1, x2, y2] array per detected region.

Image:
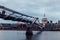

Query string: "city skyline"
[[0, 0, 60, 23]]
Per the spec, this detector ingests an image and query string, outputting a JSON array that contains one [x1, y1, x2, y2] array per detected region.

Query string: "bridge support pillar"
[[26, 27, 33, 36]]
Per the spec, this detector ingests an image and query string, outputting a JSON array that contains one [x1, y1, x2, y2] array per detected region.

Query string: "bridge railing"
[[0, 5, 42, 29]]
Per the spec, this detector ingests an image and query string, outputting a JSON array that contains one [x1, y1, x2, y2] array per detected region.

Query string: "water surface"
[[0, 31, 60, 40]]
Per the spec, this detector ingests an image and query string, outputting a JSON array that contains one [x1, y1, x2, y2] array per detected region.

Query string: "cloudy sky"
[[0, 0, 60, 23]]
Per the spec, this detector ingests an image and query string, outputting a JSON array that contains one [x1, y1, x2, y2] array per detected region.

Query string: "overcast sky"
[[0, 0, 60, 23]]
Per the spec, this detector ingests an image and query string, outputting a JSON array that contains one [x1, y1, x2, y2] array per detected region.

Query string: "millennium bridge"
[[0, 5, 44, 35]]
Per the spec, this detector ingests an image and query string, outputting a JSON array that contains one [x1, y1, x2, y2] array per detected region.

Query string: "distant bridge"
[[0, 5, 43, 31]]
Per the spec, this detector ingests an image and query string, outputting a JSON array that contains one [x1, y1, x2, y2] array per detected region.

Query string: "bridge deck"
[[0, 5, 43, 30]]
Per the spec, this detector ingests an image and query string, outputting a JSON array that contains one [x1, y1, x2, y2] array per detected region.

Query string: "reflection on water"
[[26, 34, 33, 40], [0, 31, 60, 40], [32, 31, 42, 40], [26, 31, 42, 40]]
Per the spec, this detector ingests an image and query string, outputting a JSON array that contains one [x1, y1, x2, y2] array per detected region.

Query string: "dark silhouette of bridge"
[[0, 5, 43, 31], [0, 5, 44, 36]]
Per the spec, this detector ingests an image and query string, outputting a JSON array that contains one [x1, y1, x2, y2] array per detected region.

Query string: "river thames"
[[0, 31, 60, 40]]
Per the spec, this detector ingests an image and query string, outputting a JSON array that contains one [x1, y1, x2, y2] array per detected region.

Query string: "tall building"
[[58, 20, 60, 24], [42, 14, 48, 27]]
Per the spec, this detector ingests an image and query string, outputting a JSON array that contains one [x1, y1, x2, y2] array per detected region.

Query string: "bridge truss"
[[0, 5, 42, 29]]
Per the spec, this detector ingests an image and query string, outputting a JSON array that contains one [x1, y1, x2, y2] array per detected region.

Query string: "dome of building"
[[42, 14, 48, 27], [42, 14, 48, 25], [42, 17, 47, 22]]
